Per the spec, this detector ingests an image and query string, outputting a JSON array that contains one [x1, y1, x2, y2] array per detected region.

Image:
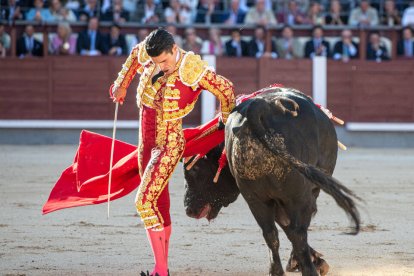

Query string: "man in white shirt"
[[349, 0, 379, 27], [402, 2, 414, 26]]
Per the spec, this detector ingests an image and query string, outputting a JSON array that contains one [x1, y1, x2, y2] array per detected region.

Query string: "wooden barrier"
[[327, 59, 414, 122], [0, 57, 413, 124]]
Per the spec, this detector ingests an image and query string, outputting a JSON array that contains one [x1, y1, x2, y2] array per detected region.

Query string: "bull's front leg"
[[243, 196, 285, 276]]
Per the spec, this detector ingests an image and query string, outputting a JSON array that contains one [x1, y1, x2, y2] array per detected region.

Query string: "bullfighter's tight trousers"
[[135, 104, 184, 275]]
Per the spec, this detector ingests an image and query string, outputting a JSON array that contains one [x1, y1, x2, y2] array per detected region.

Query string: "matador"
[[111, 29, 235, 276]]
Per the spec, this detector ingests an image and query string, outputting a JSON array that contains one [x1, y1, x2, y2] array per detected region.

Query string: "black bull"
[[183, 88, 361, 276]]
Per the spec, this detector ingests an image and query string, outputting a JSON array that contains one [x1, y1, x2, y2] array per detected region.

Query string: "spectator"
[[275, 0, 308, 12], [122, 0, 138, 19], [137, 28, 149, 43], [180, 0, 199, 22], [64, 0, 81, 11], [76, 17, 108, 56], [304, 25, 330, 58], [182, 27, 202, 54], [297, 0, 310, 12], [277, 0, 306, 25], [366, 31, 390, 61], [26, 0, 54, 22], [244, 0, 277, 26], [0, 23, 11, 55], [349, 0, 379, 27], [49, 0, 77, 22], [325, 0, 347, 25], [0, 25, 8, 57], [243, 0, 273, 11], [248, 25, 277, 58], [59, 6, 78, 22], [81, 0, 100, 19], [50, 21, 77, 55], [165, 24, 183, 48], [1, 0, 25, 21], [397, 26, 414, 57], [275, 25, 302, 59], [304, 2, 325, 25], [16, 24, 43, 57], [332, 29, 359, 62], [223, 0, 246, 25], [402, 1, 414, 26], [101, 0, 112, 14], [201, 27, 224, 56], [49, 0, 63, 20], [225, 29, 249, 57], [102, 0, 130, 23], [195, 0, 223, 23], [107, 24, 127, 56], [380, 0, 401, 26], [134, 0, 164, 23], [164, 0, 192, 24], [126, 27, 148, 53]]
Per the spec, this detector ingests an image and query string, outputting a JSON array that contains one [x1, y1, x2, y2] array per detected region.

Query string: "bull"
[[183, 87, 360, 276]]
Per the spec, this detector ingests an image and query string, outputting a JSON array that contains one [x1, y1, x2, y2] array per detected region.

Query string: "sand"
[[0, 145, 413, 276]]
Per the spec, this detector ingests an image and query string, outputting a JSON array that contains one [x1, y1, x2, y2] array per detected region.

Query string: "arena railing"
[[1, 20, 405, 60]]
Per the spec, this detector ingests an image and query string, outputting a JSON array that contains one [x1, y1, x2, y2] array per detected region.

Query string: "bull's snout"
[[185, 204, 212, 219], [185, 207, 197, 218]]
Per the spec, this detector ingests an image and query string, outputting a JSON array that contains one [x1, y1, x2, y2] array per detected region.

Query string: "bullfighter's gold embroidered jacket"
[[113, 41, 235, 122]]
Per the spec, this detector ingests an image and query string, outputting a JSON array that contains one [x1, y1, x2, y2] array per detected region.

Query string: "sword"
[[107, 102, 119, 219]]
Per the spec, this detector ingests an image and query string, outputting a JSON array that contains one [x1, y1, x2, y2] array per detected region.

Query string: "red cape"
[[42, 117, 224, 214]]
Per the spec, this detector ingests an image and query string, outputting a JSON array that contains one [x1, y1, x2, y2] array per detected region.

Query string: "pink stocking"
[[164, 225, 172, 268], [146, 228, 168, 276]]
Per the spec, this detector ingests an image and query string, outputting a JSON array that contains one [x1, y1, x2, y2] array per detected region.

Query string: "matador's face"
[[150, 44, 179, 76]]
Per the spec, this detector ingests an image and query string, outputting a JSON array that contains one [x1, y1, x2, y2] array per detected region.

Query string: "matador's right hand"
[[110, 85, 127, 105]]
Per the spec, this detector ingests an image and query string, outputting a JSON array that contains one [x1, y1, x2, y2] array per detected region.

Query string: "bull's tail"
[[246, 97, 361, 234]]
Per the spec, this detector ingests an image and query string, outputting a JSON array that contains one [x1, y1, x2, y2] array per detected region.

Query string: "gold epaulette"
[[137, 40, 151, 66], [179, 52, 211, 89]]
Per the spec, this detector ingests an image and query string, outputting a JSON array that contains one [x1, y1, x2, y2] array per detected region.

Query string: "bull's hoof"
[[269, 263, 286, 276], [286, 256, 299, 272], [269, 271, 286, 276], [315, 258, 330, 276]]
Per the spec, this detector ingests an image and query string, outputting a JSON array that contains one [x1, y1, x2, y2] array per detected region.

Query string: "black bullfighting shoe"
[[140, 271, 170, 276]]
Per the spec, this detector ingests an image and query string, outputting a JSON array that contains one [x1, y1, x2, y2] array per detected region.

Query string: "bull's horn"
[[338, 140, 347, 151], [332, 116, 344, 125]]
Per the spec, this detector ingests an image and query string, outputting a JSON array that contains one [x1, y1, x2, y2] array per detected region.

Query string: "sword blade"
[[108, 102, 119, 219]]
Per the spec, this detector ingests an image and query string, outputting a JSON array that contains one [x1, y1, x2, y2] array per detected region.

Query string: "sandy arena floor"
[[0, 145, 413, 276]]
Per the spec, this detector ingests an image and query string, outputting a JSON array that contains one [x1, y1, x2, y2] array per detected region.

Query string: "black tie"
[[151, 71, 165, 85]]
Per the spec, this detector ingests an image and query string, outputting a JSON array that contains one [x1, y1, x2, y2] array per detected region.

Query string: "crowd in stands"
[[1, 0, 414, 60]]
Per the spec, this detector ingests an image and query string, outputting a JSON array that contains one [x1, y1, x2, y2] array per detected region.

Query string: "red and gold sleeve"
[[198, 70, 236, 123], [113, 44, 142, 89]]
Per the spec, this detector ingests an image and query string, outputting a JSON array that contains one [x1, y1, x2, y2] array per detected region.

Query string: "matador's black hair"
[[145, 28, 175, 57]]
